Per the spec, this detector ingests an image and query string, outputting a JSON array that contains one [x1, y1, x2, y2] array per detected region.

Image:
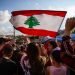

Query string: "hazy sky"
[[0, 0, 75, 35]]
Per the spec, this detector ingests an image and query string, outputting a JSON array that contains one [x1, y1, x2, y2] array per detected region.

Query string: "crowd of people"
[[0, 17, 75, 75], [0, 35, 75, 75]]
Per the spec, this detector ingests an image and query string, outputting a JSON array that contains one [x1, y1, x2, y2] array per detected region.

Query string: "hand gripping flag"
[[10, 10, 67, 37]]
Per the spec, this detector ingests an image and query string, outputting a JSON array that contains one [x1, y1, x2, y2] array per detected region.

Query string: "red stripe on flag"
[[12, 10, 67, 17], [15, 27, 57, 37]]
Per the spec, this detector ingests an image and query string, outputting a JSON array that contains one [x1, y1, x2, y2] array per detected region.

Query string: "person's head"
[[27, 43, 40, 59], [62, 36, 71, 43], [37, 43, 47, 56], [50, 50, 61, 65], [2, 44, 13, 58], [0, 38, 6, 45], [20, 46, 25, 52], [0, 38, 6, 51], [48, 41, 57, 51]]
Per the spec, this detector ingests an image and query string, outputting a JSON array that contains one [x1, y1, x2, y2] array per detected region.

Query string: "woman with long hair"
[[20, 43, 45, 75]]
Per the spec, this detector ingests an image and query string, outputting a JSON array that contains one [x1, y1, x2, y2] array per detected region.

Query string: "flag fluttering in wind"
[[10, 10, 66, 37]]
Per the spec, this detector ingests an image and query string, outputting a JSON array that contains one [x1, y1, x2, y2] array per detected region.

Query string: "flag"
[[10, 10, 66, 37]]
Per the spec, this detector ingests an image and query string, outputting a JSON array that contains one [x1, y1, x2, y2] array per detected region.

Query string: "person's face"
[[71, 40, 75, 48], [0, 44, 5, 51], [10, 51, 13, 58], [56, 41, 61, 47], [48, 43, 53, 51]]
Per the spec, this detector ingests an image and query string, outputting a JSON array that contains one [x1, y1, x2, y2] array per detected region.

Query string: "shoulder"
[[9, 59, 16, 64], [7, 59, 17, 68], [46, 66, 55, 75], [61, 65, 67, 71], [40, 56, 46, 65], [21, 55, 28, 61], [0, 58, 17, 68], [20, 55, 29, 66], [47, 66, 55, 71]]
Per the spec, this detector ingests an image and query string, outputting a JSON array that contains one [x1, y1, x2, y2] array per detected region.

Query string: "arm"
[[46, 67, 50, 75], [64, 17, 75, 36]]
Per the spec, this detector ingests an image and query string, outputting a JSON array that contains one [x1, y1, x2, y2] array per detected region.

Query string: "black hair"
[[27, 43, 39, 60], [61, 36, 73, 54], [62, 36, 70, 41], [2, 44, 13, 55], [51, 50, 61, 63], [20, 46, 25, 50], [49, 41, 57, 49], [0, 38, 6, 45]]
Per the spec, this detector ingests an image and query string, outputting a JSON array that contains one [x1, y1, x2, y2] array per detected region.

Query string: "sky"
[[0, 0, 75, 35]]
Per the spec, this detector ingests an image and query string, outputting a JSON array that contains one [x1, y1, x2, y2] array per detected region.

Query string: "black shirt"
[[0, 57, 17, 75]]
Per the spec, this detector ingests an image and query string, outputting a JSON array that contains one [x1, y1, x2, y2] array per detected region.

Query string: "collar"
[[3, 56, 10, 59]]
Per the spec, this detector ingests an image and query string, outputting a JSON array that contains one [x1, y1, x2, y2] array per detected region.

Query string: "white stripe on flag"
[[10, 14, 63, 32]]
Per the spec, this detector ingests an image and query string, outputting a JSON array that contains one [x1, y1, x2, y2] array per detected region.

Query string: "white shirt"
[[53, 47, 61, 51]]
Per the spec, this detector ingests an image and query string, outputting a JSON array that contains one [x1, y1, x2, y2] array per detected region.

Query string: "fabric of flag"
[[10, 10, 67, 37]]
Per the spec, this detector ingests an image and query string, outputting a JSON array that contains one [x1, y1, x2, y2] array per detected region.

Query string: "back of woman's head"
[[2, 44, 13, 57], [0, 38, 6, 45], [27, 43, 39, 59], [51, 50, 61, 63]]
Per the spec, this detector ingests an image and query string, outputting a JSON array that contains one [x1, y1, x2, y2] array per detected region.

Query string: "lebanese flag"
[[10, 10, 66, 37]]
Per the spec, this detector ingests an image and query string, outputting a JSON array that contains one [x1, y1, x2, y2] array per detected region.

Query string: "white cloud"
[[0, 10, 11, 24], [0, 27, 6, 35], [0, 22, 13, 35], [67, 6, 75, 17]]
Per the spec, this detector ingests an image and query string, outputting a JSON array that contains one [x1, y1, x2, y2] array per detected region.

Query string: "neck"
[[53, 61, 61, 67], [0, 45, 4, 51]]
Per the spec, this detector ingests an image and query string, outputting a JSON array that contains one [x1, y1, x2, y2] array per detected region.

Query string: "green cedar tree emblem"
[[24, 16, 40, 28]]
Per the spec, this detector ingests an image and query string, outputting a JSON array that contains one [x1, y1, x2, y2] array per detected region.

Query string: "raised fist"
[[64, 17, 75, 36]]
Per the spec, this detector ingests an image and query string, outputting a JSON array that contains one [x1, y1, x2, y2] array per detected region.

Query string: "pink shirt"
[[47, 65, 67, 75]]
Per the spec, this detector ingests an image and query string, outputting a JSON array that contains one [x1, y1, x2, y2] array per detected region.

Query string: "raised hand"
[[64, 17, 75, 36]]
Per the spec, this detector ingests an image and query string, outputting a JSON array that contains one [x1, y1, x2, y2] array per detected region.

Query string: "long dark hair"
[[61, 36, 73, 55], [27, 43, 39, 60], [27, 43, 45, 75]]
